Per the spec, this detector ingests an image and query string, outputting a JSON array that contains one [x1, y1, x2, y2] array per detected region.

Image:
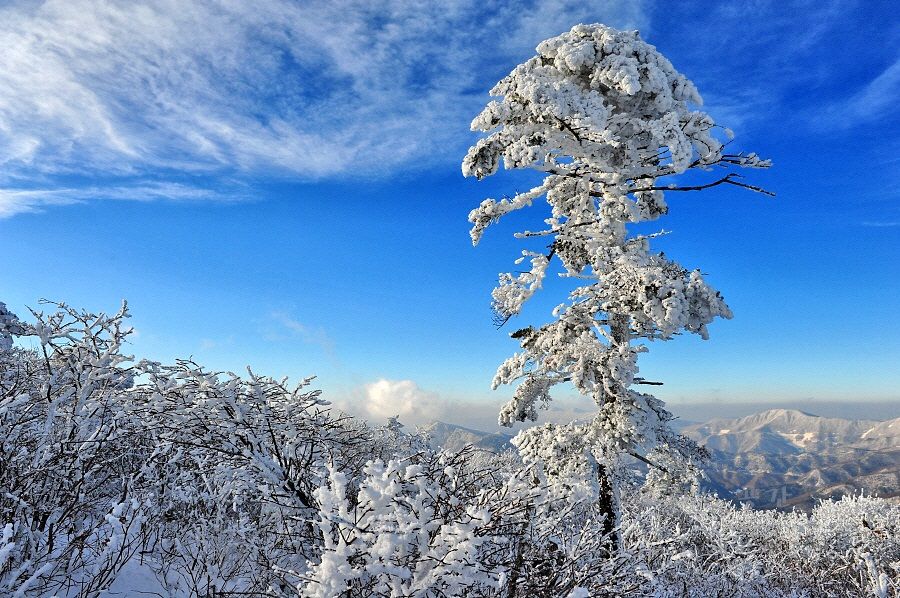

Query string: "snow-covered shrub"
[[299, 448, 499, 596], [2, 299, 897, 597], [613, 491, 900, 597], [134, 361, 350, 593], [0, 301, 382, 596], [0, 302, 149, 597]]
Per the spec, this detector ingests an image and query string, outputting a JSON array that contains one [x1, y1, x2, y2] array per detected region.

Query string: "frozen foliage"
[[301, 454, 496, 596], [1, 299, 898, 597], [463, 23, 773, 530], [0, 300, 375, 596], [0, 302, 148, 597], [0, 302, 24, 351]]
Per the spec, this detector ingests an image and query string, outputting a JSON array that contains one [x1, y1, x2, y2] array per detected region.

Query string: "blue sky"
[[1, 0, 898, 427]]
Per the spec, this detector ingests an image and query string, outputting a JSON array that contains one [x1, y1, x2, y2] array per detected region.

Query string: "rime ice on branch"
[[463, 23, 771, 514]]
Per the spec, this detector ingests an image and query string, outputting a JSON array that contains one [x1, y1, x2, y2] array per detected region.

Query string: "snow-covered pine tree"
[[462, 23, 771, 546]]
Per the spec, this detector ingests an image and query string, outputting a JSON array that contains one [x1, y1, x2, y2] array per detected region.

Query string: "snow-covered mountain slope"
[[417, 421, 513, 453], [421, 408, 900, 511], [684, 408, 883, 453], [680, 409, 900, 510]]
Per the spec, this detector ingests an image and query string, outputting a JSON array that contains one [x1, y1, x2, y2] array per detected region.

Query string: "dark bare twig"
[[633, 377, 664, 386], [630, 173, 775, 196]]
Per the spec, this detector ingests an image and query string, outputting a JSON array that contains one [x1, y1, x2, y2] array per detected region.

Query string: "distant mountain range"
[[680, 409, 900, 510], [418, 421, 514, 453], [418, 408, 900, 511]]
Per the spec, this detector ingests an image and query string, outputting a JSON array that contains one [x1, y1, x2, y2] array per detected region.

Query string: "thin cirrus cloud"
[[656, 2, 898, 134], [836, 58, 900, 126], [806, 55, 900, 132], [0, 182, 241, 218], [861, 221, 900, 228], [0, 0, 647, 215], [267, 311, 335, 356]]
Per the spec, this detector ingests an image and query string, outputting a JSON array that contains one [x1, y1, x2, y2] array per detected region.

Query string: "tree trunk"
[[597, 462, 619, 553], [598, 313, 628, 553]]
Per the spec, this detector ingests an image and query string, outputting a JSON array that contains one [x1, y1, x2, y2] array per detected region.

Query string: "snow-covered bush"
[[1, 299, 898, 596], [619, 491, 900, 597], [0, 301, 403, 596], [0, 302, 149, 597], [300, 449, 498, 596]]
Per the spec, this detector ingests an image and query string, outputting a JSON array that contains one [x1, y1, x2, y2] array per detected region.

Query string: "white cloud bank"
[[345, 379, 449, 425], [335, 378, 596, 431], [0, 0, 646, 215]]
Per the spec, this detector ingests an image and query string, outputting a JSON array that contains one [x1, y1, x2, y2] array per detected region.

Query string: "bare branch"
[[628, 173, 775, 196]]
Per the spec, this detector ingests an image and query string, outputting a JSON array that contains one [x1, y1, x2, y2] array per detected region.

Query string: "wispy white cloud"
[[267, 310, 335, 356], [861, 221, 900, 228], [823, 58, 900, 128], [0, 182, 240, 217], [657, 1, 885, 133], [0, 0, 646, 208]]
